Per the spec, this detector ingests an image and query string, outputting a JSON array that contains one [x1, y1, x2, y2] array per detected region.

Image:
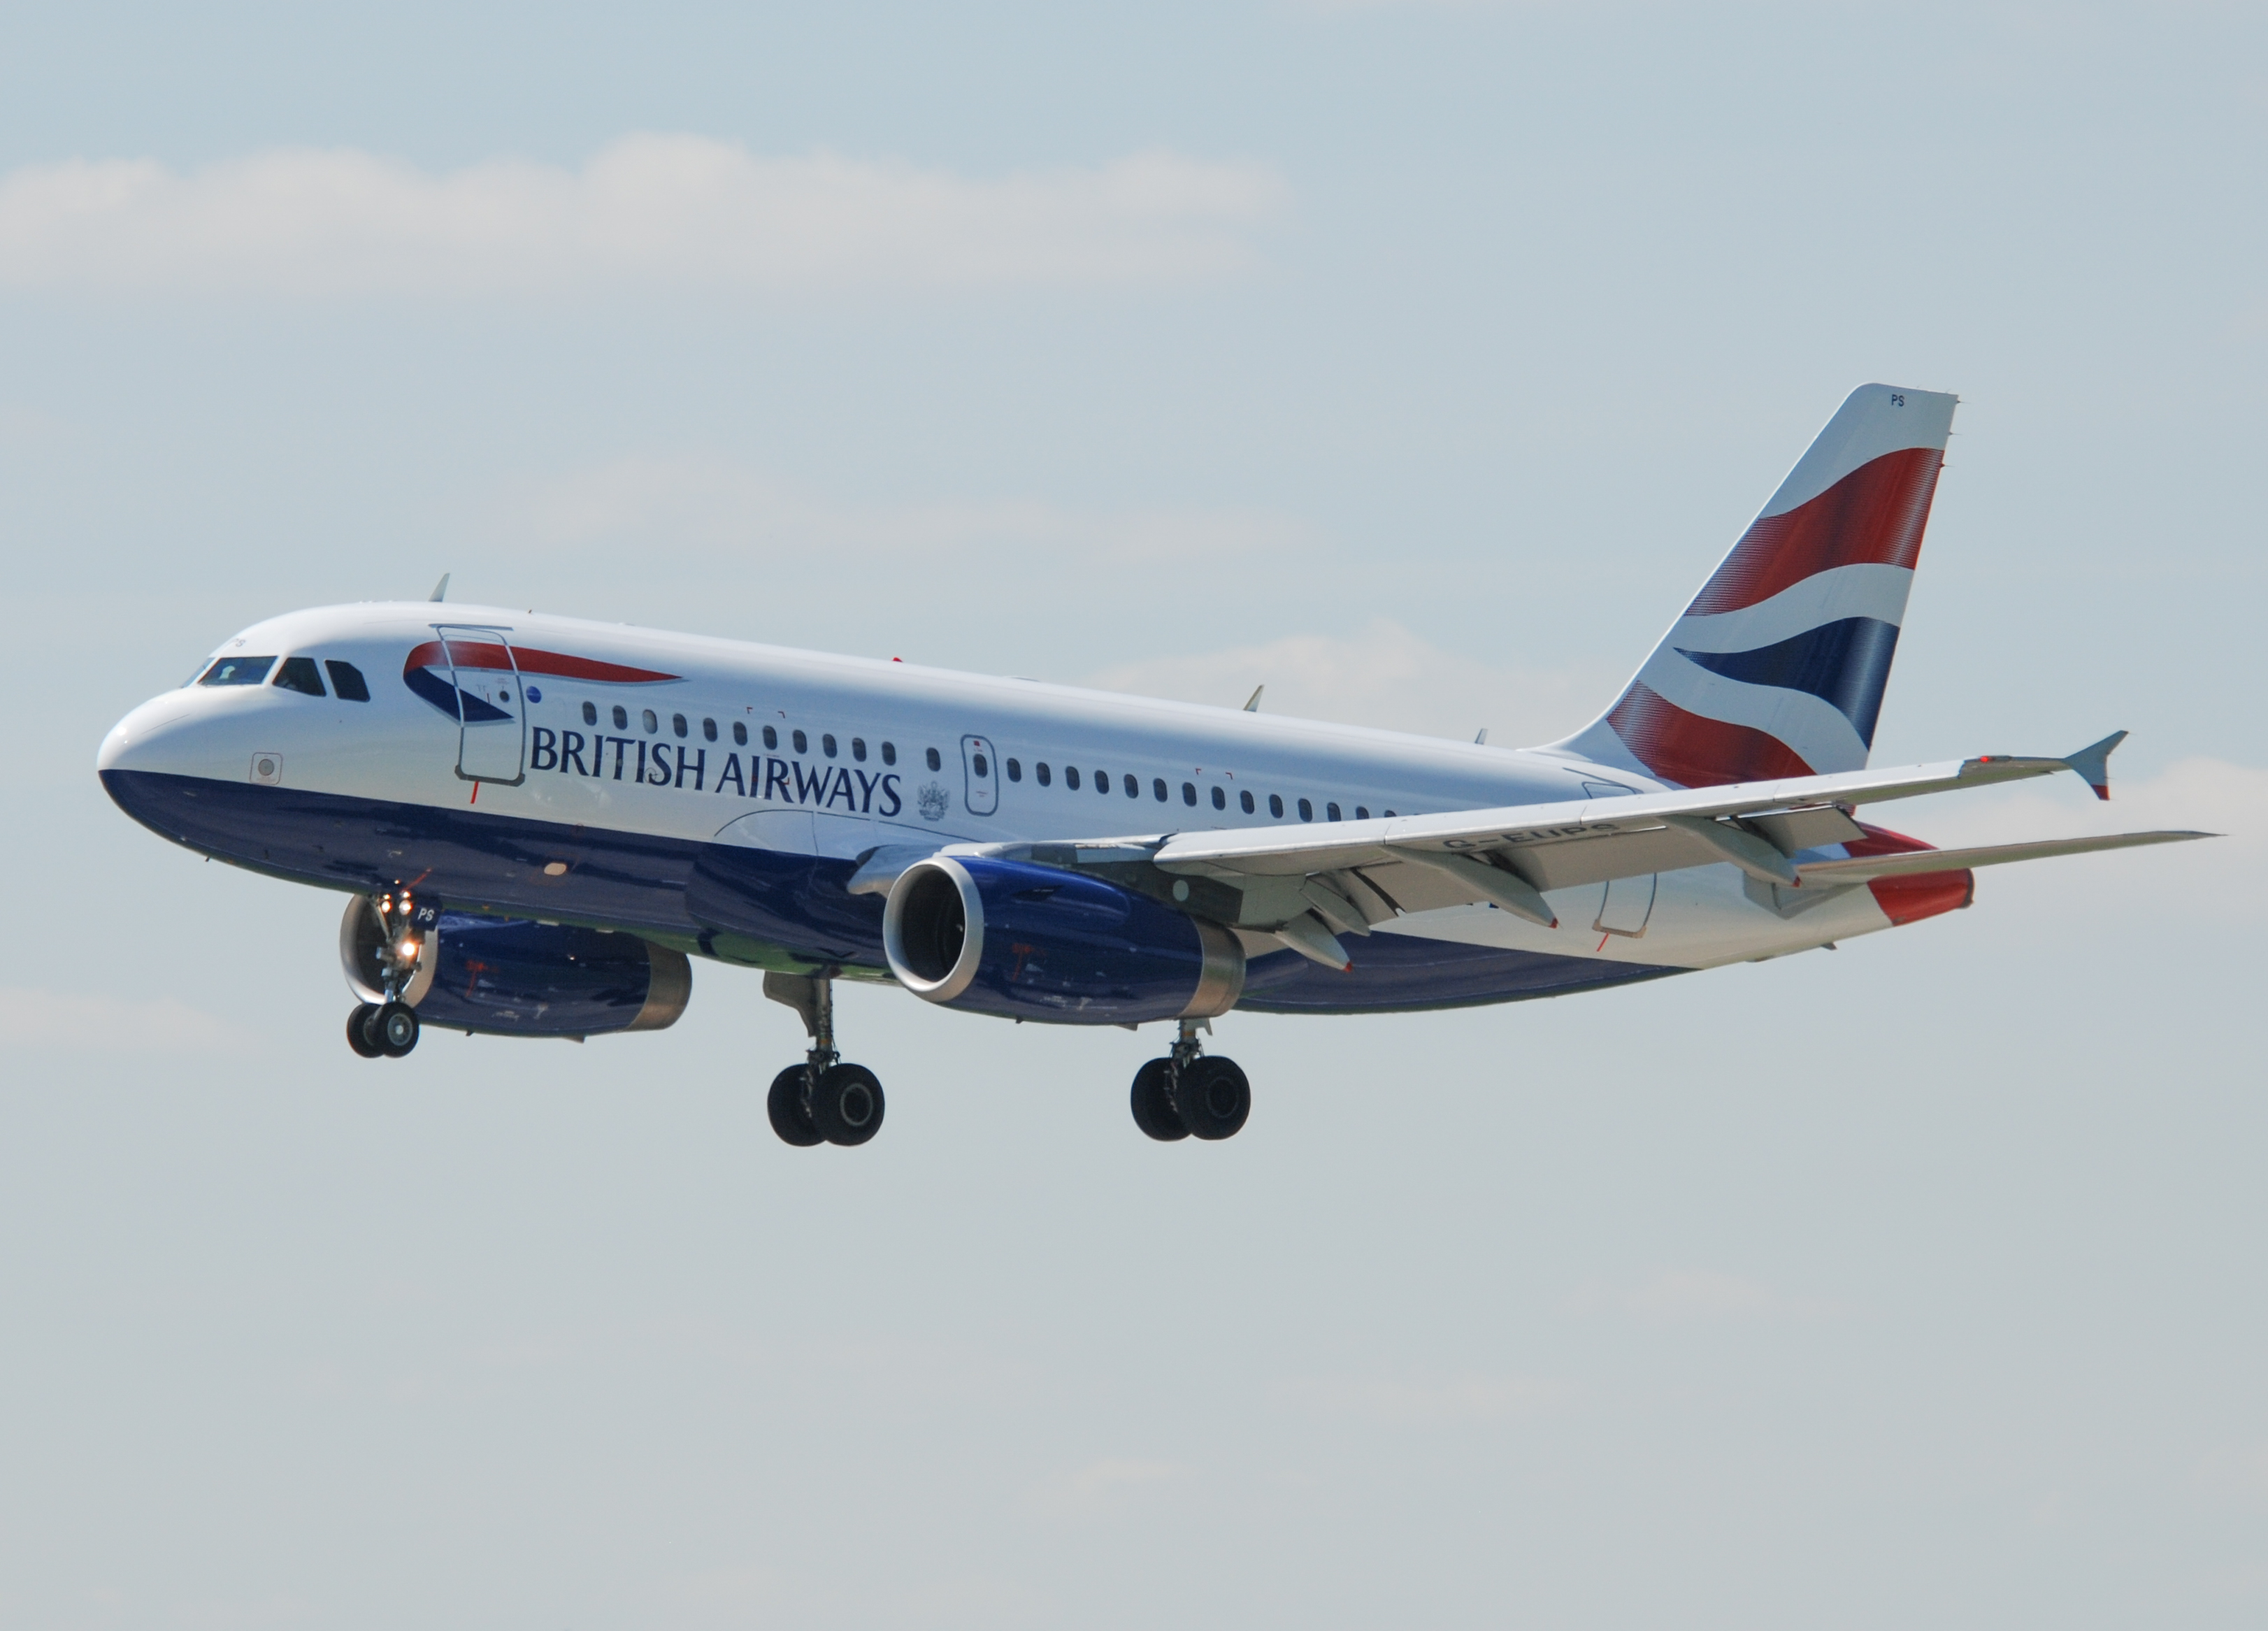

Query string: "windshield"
[[199, 656, 276, 687]]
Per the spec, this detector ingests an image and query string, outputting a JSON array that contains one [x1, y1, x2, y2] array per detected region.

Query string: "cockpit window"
[[272, 656, 326, 696], [326, 660, 371, 702], [199, 656, 275, 687]]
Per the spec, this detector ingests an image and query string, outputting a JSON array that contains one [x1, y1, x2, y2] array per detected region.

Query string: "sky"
[[2, 3, 2263, 1626]]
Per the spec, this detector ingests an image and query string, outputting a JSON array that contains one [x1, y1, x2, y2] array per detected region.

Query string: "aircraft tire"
[[375, 1001, 420, 1058], [1177, 1056, 1250, 1142], [811, 1063, 885, 1147], [346, 1003, 383, 1058], [1130, 1058, 1189, 1141], [767, 1066, 824, 1147]]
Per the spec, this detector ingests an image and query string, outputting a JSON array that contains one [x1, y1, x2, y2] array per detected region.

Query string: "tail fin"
[[1551, 382, 1958, 788]]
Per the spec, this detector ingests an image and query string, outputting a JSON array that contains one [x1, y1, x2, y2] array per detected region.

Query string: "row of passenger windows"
[[996, 756, 1391, 823], [199, 654, 371, 701], [573, 700, 935, 768], [565, 695, 1383, 824]]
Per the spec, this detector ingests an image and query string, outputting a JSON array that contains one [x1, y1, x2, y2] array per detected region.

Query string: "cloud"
[[506, 452, 1307, 563], [1085, 619, 1606, 744], [1031, 1456, 1182, 1516], [1273, 1371, 1574, 1423], [1574, 1270, 1814, 1323], [0, 136, 1285, 297], [0, 988, 247, 1052]]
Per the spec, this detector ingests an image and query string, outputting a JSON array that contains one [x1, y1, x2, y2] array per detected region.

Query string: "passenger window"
[[1298, 798, 1313, 821], [1355, 806, 1370, 820], [612, 705, 629, 730], [324, 660, 371, 702], [1326, 803, 1342, 821], [1095, 770, 1110, 794], [763, 726, 778, 750], [1211, 786, 1226, 810], [1182, 782, 1198, 806], [1006, 758, 1021, 782], [733, 721, 747, 745], [272, 656, 326, 696], [823, 734, 838, 758], [703, 718, 717, 742], [852, 738, 867, 761], [1152, 778, 1168, 802], [1269, 793, 1284, 818], [673, 714, 689, 739], [1121, 774, 1136, 797], [199, 656, 275, 686], [1036, 762, 1052, 786], [926, 747, 942, 771], [643, 709, 659, 734], [1384, 810, 1398, 818], [793, 729, 808, 754], [582, 700, 598, 726], [882, 742, 897, 766], [1240, 790, 1254, 814], [1066, 766, 1082, 790]]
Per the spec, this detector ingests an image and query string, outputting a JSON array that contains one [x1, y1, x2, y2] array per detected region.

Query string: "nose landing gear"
[[1130, 1020, 1251, 1142], [343, 888, 429, 1060], [763, 972, 887, 1147]]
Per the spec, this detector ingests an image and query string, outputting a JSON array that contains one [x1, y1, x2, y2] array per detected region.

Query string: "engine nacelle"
[[341, 901, 691, 1039], [882, 856, 1243, 1023]]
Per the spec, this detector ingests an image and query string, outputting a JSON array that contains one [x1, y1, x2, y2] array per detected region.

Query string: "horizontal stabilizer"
[[1797, 828, 2211, 884]]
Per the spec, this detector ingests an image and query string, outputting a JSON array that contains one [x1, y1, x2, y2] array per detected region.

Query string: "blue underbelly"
[[99, 769, 1678, 1012]]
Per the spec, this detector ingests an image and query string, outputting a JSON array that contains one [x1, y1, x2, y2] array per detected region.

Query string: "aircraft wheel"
[[375, 1001, 420, 1058], [1177, 1056, 1250, 1142], [811, 1063, 884, 1147], [767, 1066, 824, 1147], [345, 1003, 383, 1058], [1130, 1058, 1189, 1141]]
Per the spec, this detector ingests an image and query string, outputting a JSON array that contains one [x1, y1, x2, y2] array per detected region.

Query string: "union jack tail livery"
[[1556, 382, 1958, 788]]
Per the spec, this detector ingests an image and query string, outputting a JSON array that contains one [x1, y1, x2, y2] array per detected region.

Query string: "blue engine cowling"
[[881, 856, 1244, 1023], [341, 904, 691, 1039]]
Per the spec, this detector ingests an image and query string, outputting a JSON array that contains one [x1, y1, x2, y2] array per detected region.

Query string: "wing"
[[947, 733, 2210, 970]]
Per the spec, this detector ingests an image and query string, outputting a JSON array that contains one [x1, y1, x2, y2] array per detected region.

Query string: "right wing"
[[949, 733, 2209, 970]]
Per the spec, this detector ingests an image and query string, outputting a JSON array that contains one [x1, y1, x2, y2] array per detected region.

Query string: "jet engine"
[[340, 901, 691, 1039], [882, 856, 1243, 1023]]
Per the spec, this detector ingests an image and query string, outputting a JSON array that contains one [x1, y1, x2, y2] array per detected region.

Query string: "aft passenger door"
[[436, 624, 526, 785], [961, 735, 998, 817]]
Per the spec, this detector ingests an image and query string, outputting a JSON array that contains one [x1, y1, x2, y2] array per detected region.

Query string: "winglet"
[[2062, 730, 2127, 801], [429, 573, 451, 603]]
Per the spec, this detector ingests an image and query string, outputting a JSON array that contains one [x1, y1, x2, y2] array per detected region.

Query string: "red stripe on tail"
[[1605, 682, 1815, 789], [1686, 446, 1944, 615]]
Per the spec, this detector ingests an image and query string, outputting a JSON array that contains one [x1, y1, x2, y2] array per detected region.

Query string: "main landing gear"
[[763, 972, 886, 1148], [1131, 1020, 1251, 1142], [345, 887, 426, 1061]]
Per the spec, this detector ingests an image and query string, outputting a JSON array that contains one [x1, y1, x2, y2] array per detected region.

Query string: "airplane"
[[96, 384, 2205, 1147]]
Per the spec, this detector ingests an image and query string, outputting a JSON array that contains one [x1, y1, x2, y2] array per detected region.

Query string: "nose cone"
[[98, 694, 196, 777]]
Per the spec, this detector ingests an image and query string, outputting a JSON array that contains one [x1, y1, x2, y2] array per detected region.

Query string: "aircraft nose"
[[98, 695, 197, 776]]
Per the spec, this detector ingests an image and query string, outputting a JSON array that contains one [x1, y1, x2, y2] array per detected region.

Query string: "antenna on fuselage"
[[1243, 685, 1263, 712], [429, 573, 450, 603], [1474, 728, 1488, 745]]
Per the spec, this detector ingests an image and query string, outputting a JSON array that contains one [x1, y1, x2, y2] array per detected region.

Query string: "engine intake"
[[882, 856, 1242, 1023], [341, 900, 690, 1039]]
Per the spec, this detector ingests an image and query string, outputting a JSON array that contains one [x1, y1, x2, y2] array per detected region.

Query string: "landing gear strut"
[[1130, 1019, 1250, 1142], [764, 972, 886, 1147], [345, 887, 428, 1060]]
